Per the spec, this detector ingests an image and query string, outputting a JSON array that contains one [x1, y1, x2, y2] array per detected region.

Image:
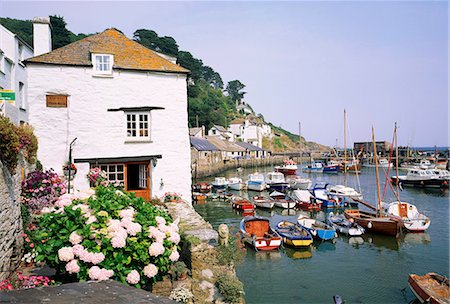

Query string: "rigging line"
[[382, 127, 396, 201]]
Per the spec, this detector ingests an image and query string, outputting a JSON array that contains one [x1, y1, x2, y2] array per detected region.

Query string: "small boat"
[[239, 217, 282, 251], [211, 177, 228, 190], [433, 169, 450, 182], [287, 176, 312, 190], [303, 162, 324, 173], [273, 197, 296, 209], [247, 173, 267, 191], [297, 215, 336, 241], [327, 212, 365, 236], [383, 201, 430, 232], [311, 184, 344, 209], [363, 158, 393, 168], [344, 209, 401, 237], [252, 196, 275, 209], [275, 220, 313, 247], [192, 182, 212, 193], [265, 172, 289, 192], [323, 160, 340, 173], [227, 177, 246, 191], [232, 199, 255, 211], [291, 189, 322, 211], [408, 272, 449, 304], [327, 184, 363, 201], [391, 169, 448, 189], [269, 191, 286, 200], [274, 159, 298, 176]]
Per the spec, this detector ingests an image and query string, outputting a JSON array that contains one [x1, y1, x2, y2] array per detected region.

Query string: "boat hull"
[[228, 183, 244, 191], [408, 273, 450, 304], [344, 210, 401, 236], [267, 183, 290, 192], [275, 168, 297, 175], [391, 177, 448, 189], [323, 165, 340, 173], [240, 217, 282, 251], [273, 200, 296, 209], [275, 221, 313, 248], [247, 181, 266, 191]]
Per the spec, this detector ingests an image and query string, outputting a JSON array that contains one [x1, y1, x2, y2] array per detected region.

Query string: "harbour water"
[[194, 165, 449, 303]]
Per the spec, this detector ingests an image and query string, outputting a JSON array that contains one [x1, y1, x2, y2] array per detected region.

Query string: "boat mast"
[[344, 109, 347, 185], [372, 126, 382, 217], [395, 122, 400, 195], [299, 122, 303, 173]]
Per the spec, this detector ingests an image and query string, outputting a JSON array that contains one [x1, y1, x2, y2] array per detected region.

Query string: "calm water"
[[194, 165, 449, 304]]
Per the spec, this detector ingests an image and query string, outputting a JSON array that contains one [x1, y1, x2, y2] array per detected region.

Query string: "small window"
[[18, 44, 24, 62], [91, 164, 124, 187], [92, 54, 113, 75], [126, 112, 150, 140], [18, 82, 24, 108], [0, 53, 4, 73]]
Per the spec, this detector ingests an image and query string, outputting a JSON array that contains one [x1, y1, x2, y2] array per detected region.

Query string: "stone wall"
[[0, 155, 32, 281]]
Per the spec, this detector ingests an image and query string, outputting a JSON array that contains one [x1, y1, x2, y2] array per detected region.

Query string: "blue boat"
[[275, 220, 313, 247], [323, 164, 340, 173], [311, 183, 344, 209], [265, 172, 289, 192], [303, 162, 324, 173], [297, 215, 336, 241]]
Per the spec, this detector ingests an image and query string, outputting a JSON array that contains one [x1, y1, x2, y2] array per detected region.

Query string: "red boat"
[[296, 200, 322, 211], [232, 199, 255, 211], [274, 160, 297, 176], [240, 217, 282, 251], [292, 189, 322, 211], [408, 273, 449, 304]]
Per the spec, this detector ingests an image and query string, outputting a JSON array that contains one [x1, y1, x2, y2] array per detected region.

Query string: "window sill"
[[124, 140, 153, 144], [92, 73, 114, 78], [19, 107, 26, 112], [18, 61, 26, 68]]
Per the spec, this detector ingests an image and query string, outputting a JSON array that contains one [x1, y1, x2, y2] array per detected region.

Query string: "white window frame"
[[126, 112, 151, 141], [92, 53, 113, 75], [97, 164, 125, 184], [18, 82, 24, 108], [0, 52, 4, 74]]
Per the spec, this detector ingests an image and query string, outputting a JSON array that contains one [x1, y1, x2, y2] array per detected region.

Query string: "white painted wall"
[[0, 24, 33, 124], [27, 64, 192, 203]]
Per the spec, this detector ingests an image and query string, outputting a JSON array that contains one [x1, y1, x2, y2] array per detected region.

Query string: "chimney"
[[32, 17, 52, 56]]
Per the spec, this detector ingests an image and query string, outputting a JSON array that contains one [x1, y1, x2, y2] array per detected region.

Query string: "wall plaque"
[[46, 95, 68, 108]]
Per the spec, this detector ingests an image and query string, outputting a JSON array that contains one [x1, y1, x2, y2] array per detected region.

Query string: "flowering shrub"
[[87, 167, 107, 186], [163, 192, 182, 203], [0, 273, 53, 291], [17, 124, 38, 164], [30, 185, 180, 288], [170, 287, 194, 303], [63, 163, 77, 174], [0, 116, 20, 173], [21, 170, 66, 213]]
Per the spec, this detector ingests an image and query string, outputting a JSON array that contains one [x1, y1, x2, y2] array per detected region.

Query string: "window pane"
[[100, 165, 107, 171], [117, 164, 124, 172], [109, 165, 116, 173], [109, 173, 116, 180], [117, 173, 124, 181]]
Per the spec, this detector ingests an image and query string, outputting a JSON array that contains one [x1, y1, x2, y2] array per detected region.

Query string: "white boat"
[[274, 159, 297, 175], [327, 184, 363, 201], [265, 172, 289, 192], [327, 212, 365, 236], [287, 176, 312, 190], [363, 158, 393, 168], [252, 196, 275, 209], [383, 201, 430, 232], [227, 177, 245, 191], [211, 177, 228, 189], [303, 162, 324, 173], [400, 159, 435, 171], [391, 169, 448, 189], [433, 169, 450, 181], [273, 198, 296, 209], [246, 173, 267, 191]]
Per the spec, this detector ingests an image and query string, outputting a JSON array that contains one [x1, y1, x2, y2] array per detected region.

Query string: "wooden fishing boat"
[[408, 273, 450, 304], [297, 215, 336, 241], [383, 201, 430, 232], [252, 196, 275, 209], [272, 197, 296, 209], [274, 159, 297, 176], [327, 212, 364, 236], [232, 199, 255, 211], [344, 209, 401, 236], [192, 182, 212, 193], [239, 217, 282, 251], [275, 220, 313, 247]]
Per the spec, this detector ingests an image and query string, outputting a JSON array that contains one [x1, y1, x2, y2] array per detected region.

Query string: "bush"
[[17, 124, 38, 164], [21, 169, 66, 213], [216, 274, 244, 303], [0, 116, 20, 173], [217, 232, 245, 266], [30, 185, 181, 288]]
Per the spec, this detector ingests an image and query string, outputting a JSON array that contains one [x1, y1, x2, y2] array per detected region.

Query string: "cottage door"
[[124, 162, 150, 201]]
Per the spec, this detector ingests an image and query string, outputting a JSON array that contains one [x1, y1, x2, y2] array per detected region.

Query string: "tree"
[[202, 66, 224, 89], [157, 36, 179, 57], [225, 80, 246, 105], [177, 51, 203, 81], [50, 15, 72, 49], [133, 29, 178, 57]]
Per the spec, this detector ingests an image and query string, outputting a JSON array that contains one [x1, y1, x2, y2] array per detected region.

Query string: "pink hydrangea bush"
[[30, 185, 180, 288]]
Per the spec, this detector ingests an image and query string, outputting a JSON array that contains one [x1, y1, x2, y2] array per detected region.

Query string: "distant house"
[[208, 124, 234, 142], [0, 23, 34, 124], [189, 126, 205, 138], [354, 141, 393, 156], [235, 141, 267, 159], [190, 136, 222, 167], [228, 117, 271, 148], [26, 18, 192, 202], [207, 136, 245, 160]]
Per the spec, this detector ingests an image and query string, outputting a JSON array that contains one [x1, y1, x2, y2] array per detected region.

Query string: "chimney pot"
[[32, 17, 52, 56]]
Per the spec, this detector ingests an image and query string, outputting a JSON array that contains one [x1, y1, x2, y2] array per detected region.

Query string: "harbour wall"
[[192, 156, 285, 179]]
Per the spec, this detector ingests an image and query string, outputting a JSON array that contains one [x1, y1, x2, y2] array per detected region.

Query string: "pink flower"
[[69, 231, 83, 245], [86, 216, 97, 225], [168, 222, 179, 233], [111, 236, 126, 248], [158, 224, 171, 233], [119, 208, 135, 219], [111, 227, 128, 240], [126, 270, 140, 284], [143, 264, 158, 278], [120, 217, 133, 228], [148, 226, 165, 243], [78, 250, 92, 263], [106, 219, 122, 232], [90, 252, 105, 265], [72, 244, 84, 256], [58, 247, 74, 262], [168, 232, 180, 245], [65, 259, 80, 274], [148, 242, 165, 257], [169, 250, 180, 262], [155, 216, 166, 226], [88, 266, 114, 281], [126, 222, 142, 236]]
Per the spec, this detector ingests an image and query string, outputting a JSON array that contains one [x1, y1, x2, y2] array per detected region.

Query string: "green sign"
[[0, 90, 15, 104]]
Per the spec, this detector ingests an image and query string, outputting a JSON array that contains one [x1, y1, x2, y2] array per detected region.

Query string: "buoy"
[[367, 222, 373, 229]]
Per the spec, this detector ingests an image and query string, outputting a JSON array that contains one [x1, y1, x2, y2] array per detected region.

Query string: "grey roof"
[[235, 141, 265, 151], [206, 137, 246, 152], [212, 125, 227, 132], [189, 127, 203, 136], [190, 137, 219, 151]]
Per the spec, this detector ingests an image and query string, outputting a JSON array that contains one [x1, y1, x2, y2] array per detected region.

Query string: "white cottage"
[[26, 24, 192, 203], [0, 23, 34, 124]]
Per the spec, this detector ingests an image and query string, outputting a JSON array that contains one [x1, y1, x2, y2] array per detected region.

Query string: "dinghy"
[[275, 220, 313, 247], [252, 196, 275, 209], [383, 201, 430, 232], [408, 272, 449, 304], [327, 212, 365, 236], [297, 214, 336, 241], [240, 217, 282, 251], [232, 199, 255, 212]]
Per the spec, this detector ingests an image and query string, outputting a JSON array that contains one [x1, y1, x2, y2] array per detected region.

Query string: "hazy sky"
[[1, 1, 448, 147]]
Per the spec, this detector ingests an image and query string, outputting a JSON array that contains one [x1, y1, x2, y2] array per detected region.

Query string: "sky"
[[1, 1, 448, 147]]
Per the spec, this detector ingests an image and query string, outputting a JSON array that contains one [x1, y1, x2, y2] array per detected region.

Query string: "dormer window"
[[92, 54, 113, 75]]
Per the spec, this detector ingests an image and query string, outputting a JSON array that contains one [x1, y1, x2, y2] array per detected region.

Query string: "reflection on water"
[[194, 165, 449, 303]]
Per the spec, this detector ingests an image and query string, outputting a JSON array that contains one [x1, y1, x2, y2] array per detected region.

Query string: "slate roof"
[[190, 137, 219, 151], [229, 118, 245, 125], [207, 137, 245, 152], [211, 125, 227, 132], [235, 141, 265, 151], [189, 127, 203, 137], [26, 28, 189, 74]]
